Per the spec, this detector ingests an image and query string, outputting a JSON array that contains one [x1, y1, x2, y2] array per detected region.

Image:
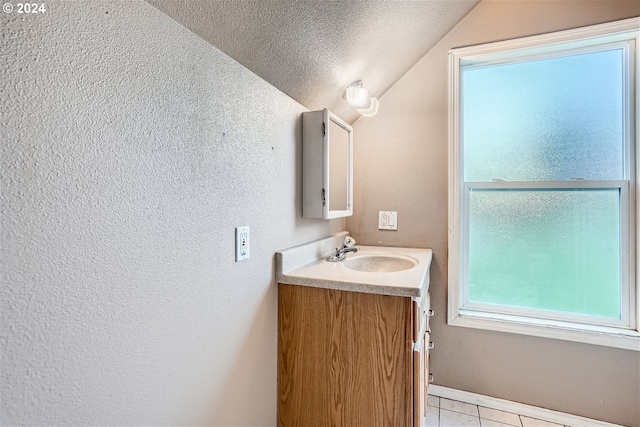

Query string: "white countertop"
[[275, 232, 433, 298]]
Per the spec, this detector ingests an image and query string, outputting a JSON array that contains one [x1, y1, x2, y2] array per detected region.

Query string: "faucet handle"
[[343, 236, 356, 248]]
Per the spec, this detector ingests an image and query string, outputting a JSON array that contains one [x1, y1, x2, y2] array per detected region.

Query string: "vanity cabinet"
[[302, 109, 353, 219], [277, 284, 433, 427]]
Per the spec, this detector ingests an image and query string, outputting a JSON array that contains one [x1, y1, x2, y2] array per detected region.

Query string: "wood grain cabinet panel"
[[278, 284, 431, 427]]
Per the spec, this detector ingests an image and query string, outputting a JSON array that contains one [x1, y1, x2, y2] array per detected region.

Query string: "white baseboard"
[[428, 385, 625, 427]]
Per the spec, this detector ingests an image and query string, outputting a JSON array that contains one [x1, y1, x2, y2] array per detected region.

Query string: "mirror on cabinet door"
[[302, 109, 353, 219]]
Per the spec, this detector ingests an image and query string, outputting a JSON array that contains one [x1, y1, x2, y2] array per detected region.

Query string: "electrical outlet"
[[235, 226, 250, 261], [378, 211, 398, 230]]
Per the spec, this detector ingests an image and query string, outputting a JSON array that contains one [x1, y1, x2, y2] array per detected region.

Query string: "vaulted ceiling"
[[146, 0, 480, 124]]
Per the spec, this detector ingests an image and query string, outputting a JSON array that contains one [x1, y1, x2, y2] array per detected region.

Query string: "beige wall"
[[346, 1, 640, 426], [0, 1, 342, 425]]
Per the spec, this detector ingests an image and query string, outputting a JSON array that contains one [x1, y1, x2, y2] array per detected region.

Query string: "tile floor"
[[426, 395, 575, 427]]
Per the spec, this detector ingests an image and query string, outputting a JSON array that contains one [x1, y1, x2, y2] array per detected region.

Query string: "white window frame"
[[448, 17, 640, 351]]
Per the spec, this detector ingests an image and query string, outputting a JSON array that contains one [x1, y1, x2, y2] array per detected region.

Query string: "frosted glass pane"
[[463, 49, 624, 181], [468, 189, 620, 318]]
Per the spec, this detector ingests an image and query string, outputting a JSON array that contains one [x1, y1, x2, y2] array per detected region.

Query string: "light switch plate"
[[235, 226, 250, 261], [378, 211, 397, 230]]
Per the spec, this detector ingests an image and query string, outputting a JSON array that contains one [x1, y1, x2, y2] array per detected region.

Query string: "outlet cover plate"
[[235, 226, 250, 261]]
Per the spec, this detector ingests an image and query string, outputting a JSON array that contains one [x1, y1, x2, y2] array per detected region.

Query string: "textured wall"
[[0, 1, 342, 425], [346, 1, 640, 426]]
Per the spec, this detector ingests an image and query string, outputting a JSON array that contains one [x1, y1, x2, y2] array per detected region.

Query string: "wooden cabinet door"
[[278, 284, 413, 427]]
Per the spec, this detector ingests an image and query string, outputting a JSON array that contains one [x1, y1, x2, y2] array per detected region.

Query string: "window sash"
[[460, 181, 631, 329], [459, 40, 634, 183]]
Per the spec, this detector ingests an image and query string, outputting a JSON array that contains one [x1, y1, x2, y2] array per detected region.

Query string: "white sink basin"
[[344, 254, 418, 273]]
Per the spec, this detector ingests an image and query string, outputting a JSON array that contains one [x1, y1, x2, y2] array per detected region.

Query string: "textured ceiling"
[[146, 0, 480, 124]]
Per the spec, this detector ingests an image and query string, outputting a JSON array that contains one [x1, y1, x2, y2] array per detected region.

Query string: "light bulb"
[[346, 85, 370, 108]]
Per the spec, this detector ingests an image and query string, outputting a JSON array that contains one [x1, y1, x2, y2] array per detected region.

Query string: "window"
[[448, 18, 639, 350]]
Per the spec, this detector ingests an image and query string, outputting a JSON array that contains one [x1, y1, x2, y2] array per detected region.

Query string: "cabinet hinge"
[[322, 188, 326, 206], [322, 122, 326, 137]]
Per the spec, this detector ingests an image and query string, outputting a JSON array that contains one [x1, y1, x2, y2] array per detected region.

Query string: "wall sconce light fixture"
[[345, 80, 379, 117]]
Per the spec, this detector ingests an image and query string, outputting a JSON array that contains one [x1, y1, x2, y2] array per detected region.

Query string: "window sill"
[[449, 309, 640, 351]]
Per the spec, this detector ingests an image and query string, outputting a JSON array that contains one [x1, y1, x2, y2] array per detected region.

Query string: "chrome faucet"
[[327, 236, 359, 262]]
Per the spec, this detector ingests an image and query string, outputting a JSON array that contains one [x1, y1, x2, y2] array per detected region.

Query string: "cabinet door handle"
[[427, 309, 434, 317], [428, 341, 434, 350]]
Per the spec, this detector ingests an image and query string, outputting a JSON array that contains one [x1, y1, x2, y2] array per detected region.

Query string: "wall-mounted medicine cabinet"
[[302, 109, 353, 219]]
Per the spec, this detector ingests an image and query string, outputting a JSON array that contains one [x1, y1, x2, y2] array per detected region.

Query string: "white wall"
[[0, 1, 342, 425], [346, 1, 640, 426]]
